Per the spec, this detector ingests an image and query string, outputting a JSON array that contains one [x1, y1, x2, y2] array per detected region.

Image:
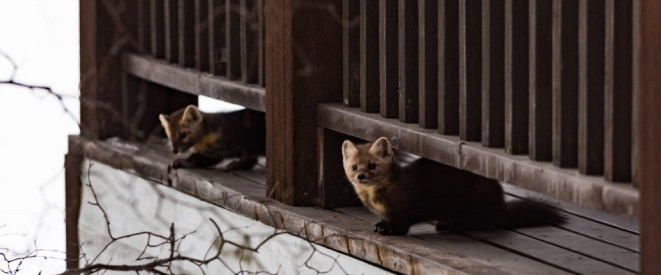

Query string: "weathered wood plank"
[[438, 0, 459, 135], [265, 0, 343, 205], [578, 0, 605, 175], [481, 0, 505, 148], [418, 0, 438, 129], [164, 0, 179, 63], [360, 0, 380, 113], [64, 140, 84, 269], [529, 0, 553, 161], [459, 0, 482, 141], [604, 0, 632, 182], [639, 0, 661, 273], [257, 0, 265, 86], [504, 0, 528, 154], [210, 0, 226, 76], [178, 0, 195, 67], [379, 0, 398, 118], [122, 53, 265, 111], [151, 0, 165, 58], [337, 207, 573, 275], [318, 103, 639, 218], [472, 230, 636, 274], [343, 0, 360, 107], [551, 0, 579, 168], [240, 0, 258, 83], [226, 0, 241, 80], [398, 0, 418, 123], [195, 0, 210, 72]]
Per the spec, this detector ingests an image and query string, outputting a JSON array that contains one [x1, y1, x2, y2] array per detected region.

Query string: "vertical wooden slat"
[[604, 0, 633, 182], [265, 0, 343, 205], [379, 0, 398, 118], [179, 0, 195, 67], [504, 0, 529, 154], [578, 0, 604, 175], [631, 0, 640, 187], [552, 0, 579, 168], [240, 0, 258, 83], [138, 0, 151, 53], [151, 0, 166, 58], [257, 0, 265, 86], [227, 0, 241, 79], [195, 0, 210, 71], [439, 0, 459, 135], [419, 0, 438, 129], [640, 0, 661, 272], [529, 0, 553, 161], [165, 0, 179, 63], [481, 0, 505, 147], [343, 0, 360, 107], [398, 0, 419, 123], [360, 0, 380, 113], [459, 0, 482, 141], [64, 146, 83, 269], [210, 0, 227, 76]]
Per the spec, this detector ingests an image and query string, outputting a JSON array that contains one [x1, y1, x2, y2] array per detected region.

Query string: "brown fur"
[[342, 137, 566, 235], [159, 105, 265, 170]]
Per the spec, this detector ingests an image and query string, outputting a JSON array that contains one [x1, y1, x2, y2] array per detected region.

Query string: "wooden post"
[[459, 0, 482, 141], [64, 140, 83, 269], [438, 0, 459, 135], [343, 0, 360, 107], [265, 0, 342, 205], [418, 0, 438, 129], [504, 0, 529, 154], [639, 0, 661, 273], [481, 0, 505, 148], [360, 0, 380, 113], [379, 0, 398, 118], [398, 0, 419, 123], [529, 0, 553, 161]]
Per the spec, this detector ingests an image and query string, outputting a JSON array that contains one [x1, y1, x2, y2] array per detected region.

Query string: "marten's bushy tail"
[[502, 197, 567, 228]]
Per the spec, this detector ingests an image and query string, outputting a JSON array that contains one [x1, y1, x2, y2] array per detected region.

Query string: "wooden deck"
[[68, 135, 639, 275]]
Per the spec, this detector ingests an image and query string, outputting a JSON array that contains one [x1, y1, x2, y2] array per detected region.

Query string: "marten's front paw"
[[374, 221, 407, 235], [172, 158, 194, 169]]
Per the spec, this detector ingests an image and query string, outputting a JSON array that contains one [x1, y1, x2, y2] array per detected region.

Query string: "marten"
[[342, 137, 566, 235], [159, 105, 265, 170]]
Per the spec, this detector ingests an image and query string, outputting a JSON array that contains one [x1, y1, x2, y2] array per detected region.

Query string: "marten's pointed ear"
[[159, 114, 172, 138], [342, 140, 358, 160], [181, 105, 202, 123], [369, 137, 393, 159]]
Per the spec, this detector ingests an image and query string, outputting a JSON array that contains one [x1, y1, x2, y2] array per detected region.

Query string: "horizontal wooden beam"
[[318, 103, 638, 218], [122, 53, 265, 111]]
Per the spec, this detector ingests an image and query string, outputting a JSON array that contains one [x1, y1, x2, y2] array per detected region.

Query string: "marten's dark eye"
[[351, 164, 357, 171], [368, 163, 376, 170], [179, 132, 187, 139]]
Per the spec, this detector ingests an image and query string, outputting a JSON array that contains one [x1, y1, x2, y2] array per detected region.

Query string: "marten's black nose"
[[357, 173, 366, 181], [172, 148, 179, 154]]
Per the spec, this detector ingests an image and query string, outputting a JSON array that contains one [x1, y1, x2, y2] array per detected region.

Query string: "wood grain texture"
[[438, 0, 459, 135], [343, 0, 360, 107], [418, 0, 438, 129], [123, 53, 265, 111], [528, 0, 553, 161], [551, 0, 579, 168], [578, 0, 604, 175], [165, 0, 179, 63], [360, 0, 380, 113], [379, 0, 398, 118], [179, 0, 195, 67], [604, 0, 632, 182], [226, 0, 241, 79], [195, 0, 210, 72], [398, 0, 418, 123], [265, 0, 343, 205], [459, 0, 482, 141], [210, 0, 226, 76], [151, 0, 165, 58], [481, 0, 505, 148], [640, 1, 661, 273], [504, 0, 528, 155], [240, 0, 258, 83]]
